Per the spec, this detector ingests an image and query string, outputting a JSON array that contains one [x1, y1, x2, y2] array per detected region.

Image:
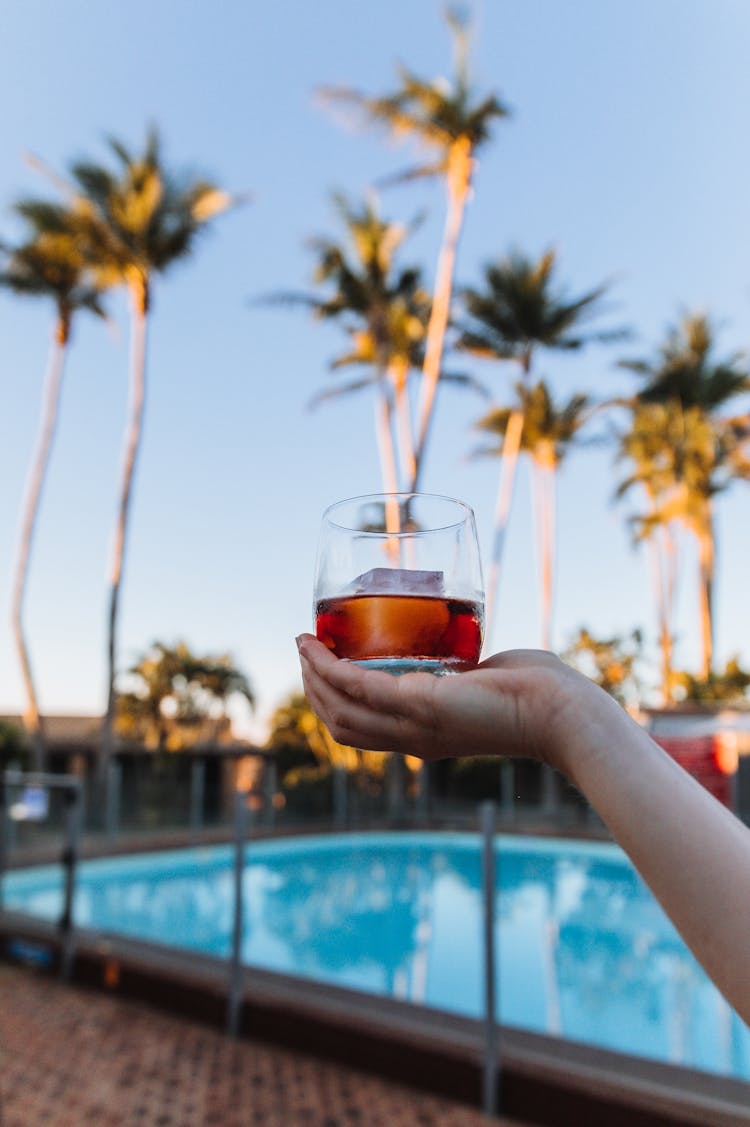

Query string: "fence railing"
[[0, 770, 82, 980], [223, 790, 503, 1114], [67, 755, 599, 841], [3, 749, 750, 1118], [0, 770, 506, 1115]]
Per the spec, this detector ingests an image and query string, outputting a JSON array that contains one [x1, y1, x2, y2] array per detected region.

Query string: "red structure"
[[652, 734, 734, 807]]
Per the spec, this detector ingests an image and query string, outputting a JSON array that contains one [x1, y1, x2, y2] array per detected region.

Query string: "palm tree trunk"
[[374, 383, 401, 547], [698, 510, 715, 681], [533, 461, 556, 652], [483, 408, 524, 655], [99, 279, 149, 792], [388, 359, 416, 490], [411, 138, 473, 492], [11, 314, 70, 770], [542, 463, 557, 651], [648, 521, 678, 705]]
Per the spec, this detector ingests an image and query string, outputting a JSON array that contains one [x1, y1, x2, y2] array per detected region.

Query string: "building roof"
[[0, 715, 261, 754], [0, 714, 101, 745]]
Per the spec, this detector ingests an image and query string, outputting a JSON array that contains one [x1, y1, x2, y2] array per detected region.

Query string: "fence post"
[[59, 779, 82, 981], [227, 787, 249, 1037], [263, 759, 277, 829], [0, 772, 7, 907], [737, 755, 750, 826], [500, 761, 515, 824], [190, 758, 206, 833], [540, 765, 558, 818], [481, 800, 500, 1117], [416, 761, 430, 825], [333, 766, 348, 829], [106, 760, 121, 837]]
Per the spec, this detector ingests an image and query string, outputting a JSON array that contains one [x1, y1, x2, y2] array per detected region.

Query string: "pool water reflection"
[[5, 832, 749, 1081]]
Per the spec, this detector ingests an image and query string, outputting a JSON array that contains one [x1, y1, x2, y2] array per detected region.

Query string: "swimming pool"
[[4, 831, 749, 1081]]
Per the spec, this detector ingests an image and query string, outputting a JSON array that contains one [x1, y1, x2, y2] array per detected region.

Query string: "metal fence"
[[3, 751, 750, 1119], [60, 754, 598, 840], [0, 770, 82, 981], [0, 770, 505, 1116]]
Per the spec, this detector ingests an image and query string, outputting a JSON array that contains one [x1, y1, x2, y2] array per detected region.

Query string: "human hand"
[[298, 639, 750, 1029], [296, 633, 612, 773]]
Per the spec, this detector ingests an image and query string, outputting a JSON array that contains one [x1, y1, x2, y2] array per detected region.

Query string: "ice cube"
[[349, 567, 445, 596]]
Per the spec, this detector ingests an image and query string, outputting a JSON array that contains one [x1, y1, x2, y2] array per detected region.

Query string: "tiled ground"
[[0, 964, 525, 1127]]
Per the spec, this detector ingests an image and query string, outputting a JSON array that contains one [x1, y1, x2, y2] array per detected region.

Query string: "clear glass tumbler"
[[314, 492, 484, 674]]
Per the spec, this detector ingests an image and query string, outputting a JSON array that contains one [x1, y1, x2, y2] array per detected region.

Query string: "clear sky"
[[2, 0, 750, 741]]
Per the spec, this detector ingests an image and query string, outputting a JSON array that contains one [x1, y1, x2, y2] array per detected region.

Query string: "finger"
[[299, 650, 419, 753], [297, 634, 409, 713], [478, 648, 560, 672], [298, 638, 445, 756]]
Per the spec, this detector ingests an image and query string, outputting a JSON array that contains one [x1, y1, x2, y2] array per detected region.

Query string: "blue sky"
[[2, 0, 750, 740]]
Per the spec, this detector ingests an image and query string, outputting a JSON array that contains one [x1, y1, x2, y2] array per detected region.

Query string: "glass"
[[313, 492, 485, 674]]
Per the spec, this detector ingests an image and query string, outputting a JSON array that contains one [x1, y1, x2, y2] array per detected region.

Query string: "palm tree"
[[319, 9, 508, 490], [1, 201, 107, 768], [615, 402, 681, 702], [266, 691, 413, 813], [266, 194, 485, 536], [619, 313, 750, 679], [473, 379, 593, 649], [115, 640, 254, 752], [265, 194, 430, 529], [621, 313, 749, 409], [458, 249, 619, 647], [561, 626, 643, 708], [64, 128, 237, 789], [265, 690, 369, 774], [673, 656, 750, 706]]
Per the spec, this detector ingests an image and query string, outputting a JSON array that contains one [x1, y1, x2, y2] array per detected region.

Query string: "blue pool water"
[[4, 832, 749, 1081]]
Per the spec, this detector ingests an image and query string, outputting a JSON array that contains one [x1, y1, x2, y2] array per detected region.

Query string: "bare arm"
[[297, 634, 750, 1025]]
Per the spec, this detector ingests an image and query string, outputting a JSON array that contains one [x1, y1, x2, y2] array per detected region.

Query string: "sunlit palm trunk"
[[697, 510, 715, 681], [533, 459, 556, 652], [374, 383, 401, 548], [411, 138, 473, 492], [11, 315, 69, 770], [388, 358, 416, 491], [483, 408, 524, 655], [483, 353, 534, 652], [99, 279, 149, 791], [647, 518, 678, 704]]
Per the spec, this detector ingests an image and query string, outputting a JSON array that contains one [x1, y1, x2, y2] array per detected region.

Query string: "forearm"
[[560, 697, 750, 1025], [297, 633, 750, 1022]]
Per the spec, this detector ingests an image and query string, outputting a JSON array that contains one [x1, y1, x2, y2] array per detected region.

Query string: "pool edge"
[[1, 910, 748, 1127]]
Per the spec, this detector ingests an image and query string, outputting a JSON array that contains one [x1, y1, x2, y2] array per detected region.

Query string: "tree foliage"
[[672, 657, 750, 706], [616, 313, 750, 679], [561, 626, 644, 707], [458, 249, 621, 370], [115, 640, 254, 751], [265, 690, 389, 777]]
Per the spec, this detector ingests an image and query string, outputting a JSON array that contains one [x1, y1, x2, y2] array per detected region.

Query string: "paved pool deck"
[[0, 964, 526, 1127]]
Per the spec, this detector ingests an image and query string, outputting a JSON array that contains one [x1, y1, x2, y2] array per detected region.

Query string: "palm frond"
[[252, 290, 322, 310], [374, 161, 447, 189], [144, 125, 161, 168], [107, 135, 134, 168], [438, 370, 491, 398], [467, 439, 506, 460], [23, 151, 77, 198], [307, 375, 378, 410], [70, 162, 117, 210], [13, 199, 71, 235]]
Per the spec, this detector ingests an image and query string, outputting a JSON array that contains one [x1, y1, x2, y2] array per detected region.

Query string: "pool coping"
[[0, 908, 748, 1127]]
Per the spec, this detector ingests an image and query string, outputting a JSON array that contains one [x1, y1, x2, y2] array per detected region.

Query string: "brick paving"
[[0, 965, 525, 1127]]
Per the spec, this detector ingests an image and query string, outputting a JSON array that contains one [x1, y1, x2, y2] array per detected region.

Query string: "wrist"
[[543, 669, 637, 787]]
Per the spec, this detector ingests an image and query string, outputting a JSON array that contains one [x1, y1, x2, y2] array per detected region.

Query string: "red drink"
[[315, 593, 483, 668]]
